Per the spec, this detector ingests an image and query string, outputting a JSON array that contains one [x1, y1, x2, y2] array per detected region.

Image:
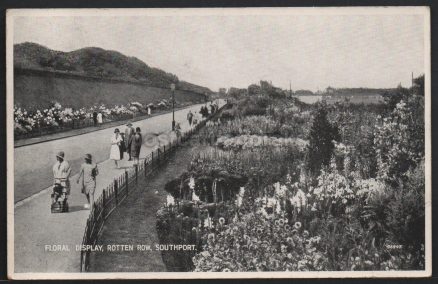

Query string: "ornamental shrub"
[[306, 104, 341, 176]]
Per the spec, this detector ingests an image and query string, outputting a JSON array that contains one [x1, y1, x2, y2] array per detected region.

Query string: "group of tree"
[[14, 42, 211, 94]]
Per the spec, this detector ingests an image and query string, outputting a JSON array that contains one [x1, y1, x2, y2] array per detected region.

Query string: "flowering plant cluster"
[[14, 103, 89, 134], [14, 99, 170, 137], [374, 99, 424, 185], [193, 211, 329, 272], [155, 87, 425, 272], [190, 166, 419, 272], [216, 135, 308, 151]]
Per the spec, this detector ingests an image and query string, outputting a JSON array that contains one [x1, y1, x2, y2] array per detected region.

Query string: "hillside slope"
[[14, 42, 212, 94]]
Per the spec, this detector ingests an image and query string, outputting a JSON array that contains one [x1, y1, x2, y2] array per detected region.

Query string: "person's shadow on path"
[[68, 205, 90, 213], [117, 166, 133, 170]]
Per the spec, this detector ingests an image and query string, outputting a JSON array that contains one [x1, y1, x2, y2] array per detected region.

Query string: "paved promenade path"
[[13, 101, 224, 273]]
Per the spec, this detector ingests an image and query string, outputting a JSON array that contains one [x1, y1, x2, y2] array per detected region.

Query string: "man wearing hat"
[[77, 153, 99, 210], [124, 122, 135, 161], [52, 151, 72, 195]]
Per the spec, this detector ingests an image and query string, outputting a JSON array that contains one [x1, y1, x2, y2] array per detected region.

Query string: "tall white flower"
[[275, 200, 282, 214], [204, 217, 213, 228], [166, 194, 175, 206], [290, 188, 308, 211], [188, 177, 195, 190], [274, 182, 286, 197], [236, 195, 243, 208], [192, 191, 200, 202], [239, 187, 245, 196]]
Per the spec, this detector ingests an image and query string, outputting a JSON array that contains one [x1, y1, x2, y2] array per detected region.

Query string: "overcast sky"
[[12, 8, 427, 92]]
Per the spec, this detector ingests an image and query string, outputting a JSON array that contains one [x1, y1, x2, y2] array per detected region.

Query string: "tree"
[[306, 104, 341, 175], [381, 86, 410, 112], [218, 88, 227, 96], [248, 84, 261, 96], [412, 74, 424, 97], [227, 87, 247, 99]]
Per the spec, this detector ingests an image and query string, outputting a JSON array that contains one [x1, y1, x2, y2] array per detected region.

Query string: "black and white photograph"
[[6, 7, 431, 279]]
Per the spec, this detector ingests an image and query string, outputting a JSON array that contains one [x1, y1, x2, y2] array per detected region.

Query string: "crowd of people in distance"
[[187, 101, 219, 127]]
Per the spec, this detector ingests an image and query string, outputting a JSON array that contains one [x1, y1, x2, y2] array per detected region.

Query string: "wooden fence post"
[[144, 158, 147, 178], [125, 170, 129, 195], [102, 189, 106, 218], [135, 164, 138, 185], [114, 179, 118, 205]]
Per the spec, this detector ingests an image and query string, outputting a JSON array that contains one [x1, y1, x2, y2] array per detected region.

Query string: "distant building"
[[325, 86, 336, 94]]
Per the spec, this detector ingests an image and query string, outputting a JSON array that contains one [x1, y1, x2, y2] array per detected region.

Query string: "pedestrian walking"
[[76, 154, 98, 210], [119, 133, 125, 160], [148, 106, 152, 116], [110, 128, 123, 168], [97, 112, 103, 124], [52, 151, 72, 196], [93, 111, 98, 126], [187, 110, 193, 126], [174, 122, 181, 138], [129, 127, 142, 165], [200, 105, 208, 118], [124, 122, 135, 161], [192, 111, 199, 126]]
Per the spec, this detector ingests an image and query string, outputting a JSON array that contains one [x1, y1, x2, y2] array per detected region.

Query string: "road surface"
[[14, 103, 211, 203]]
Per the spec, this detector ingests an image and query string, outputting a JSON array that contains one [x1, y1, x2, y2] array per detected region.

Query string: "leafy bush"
[[156, 207, 199, 271], [385, 161, 425, 265], [220, 108, 238, 121]]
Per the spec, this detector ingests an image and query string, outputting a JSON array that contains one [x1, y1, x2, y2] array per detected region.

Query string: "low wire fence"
[[15, 111, 155, 140], [80, 105, 225, 272]]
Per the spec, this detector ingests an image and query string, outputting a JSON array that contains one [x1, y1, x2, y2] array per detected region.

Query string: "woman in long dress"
[[76, 154, 98, 210], [97, 112, 103, 124], [110, 128, 123, 168], [129, 127, 142, 165]]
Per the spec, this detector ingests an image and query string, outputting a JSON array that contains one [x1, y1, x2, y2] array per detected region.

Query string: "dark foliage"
[[306, 104, 341, 175], [14, 42, 212, 94]]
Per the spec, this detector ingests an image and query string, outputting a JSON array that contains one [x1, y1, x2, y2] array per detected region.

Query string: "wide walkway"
[[13, 100, 224, 273], [14, 103, 209, 203]]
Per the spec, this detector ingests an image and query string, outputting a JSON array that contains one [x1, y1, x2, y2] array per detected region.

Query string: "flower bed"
[[154, 88, 425, 272], [14, 99, 173, 139], [216, 135, 308, 151]]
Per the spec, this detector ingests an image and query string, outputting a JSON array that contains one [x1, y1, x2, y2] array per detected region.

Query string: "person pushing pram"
[[51, 151, 71, 213]]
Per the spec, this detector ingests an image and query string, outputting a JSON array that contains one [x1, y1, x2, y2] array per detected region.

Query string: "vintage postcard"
[[6, 7, 431, 279]]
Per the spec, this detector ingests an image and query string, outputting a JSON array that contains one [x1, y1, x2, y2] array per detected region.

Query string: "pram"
[[51, 178, 69, 213]]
